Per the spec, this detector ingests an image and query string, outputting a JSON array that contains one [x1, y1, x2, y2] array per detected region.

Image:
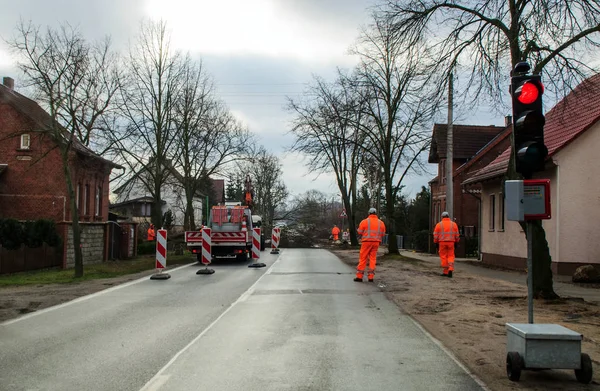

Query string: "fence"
[[0, 244, 62, 274]]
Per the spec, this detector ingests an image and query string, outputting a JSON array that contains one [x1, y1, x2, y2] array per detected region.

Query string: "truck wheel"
[[260, 237, 265, 251], [506, 352, 522, 381], [575, 353, 593, 384], [196, 253, 202, 263]]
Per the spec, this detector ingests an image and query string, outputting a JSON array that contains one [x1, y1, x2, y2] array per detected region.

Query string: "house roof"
[[464, 73, 600, 185], [0, 82, 121, 169], [109, 196, 166, 208], [428, 124, 505, 163], [453, 125, 512, 177]]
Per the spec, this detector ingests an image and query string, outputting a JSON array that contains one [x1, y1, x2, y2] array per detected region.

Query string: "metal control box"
[[506, 323, 582, 369], [506, 179, 551, 221]]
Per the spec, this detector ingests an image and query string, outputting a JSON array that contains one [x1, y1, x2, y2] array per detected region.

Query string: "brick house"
[[428, 123, 508, 256], [0, 77, 125, 269], [463, 74, 600, 275]]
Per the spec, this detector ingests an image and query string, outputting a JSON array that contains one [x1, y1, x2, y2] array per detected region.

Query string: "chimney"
[[505, 115, 512, 127], [3, 77, 14, 90]]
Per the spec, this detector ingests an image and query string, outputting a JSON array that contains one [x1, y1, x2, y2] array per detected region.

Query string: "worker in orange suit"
[[331, 225, 340, 241], [147, 224, 156, 242], [354, 208, 386, 282], [433, 211, 460, 278]]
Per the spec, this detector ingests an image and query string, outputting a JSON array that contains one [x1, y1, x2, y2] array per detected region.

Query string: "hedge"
[[0, 219, 62, 251]]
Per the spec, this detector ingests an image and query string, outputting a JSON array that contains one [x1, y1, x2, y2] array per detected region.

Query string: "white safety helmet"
[[368, 207, 377, 215], [441, 211, 450, 218]]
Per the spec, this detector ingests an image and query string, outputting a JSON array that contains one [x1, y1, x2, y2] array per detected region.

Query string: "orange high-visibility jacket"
[[433, 218, 460, 243], [147, 228, 156, 241], [332, 226, 340, 235], [357, 215, 386, 242]]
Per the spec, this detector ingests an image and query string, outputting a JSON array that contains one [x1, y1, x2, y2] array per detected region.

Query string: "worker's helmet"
[[441, 211, 449, 218], [368, 207, 377, 215]]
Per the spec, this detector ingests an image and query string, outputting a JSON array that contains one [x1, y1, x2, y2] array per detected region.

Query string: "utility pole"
[[446, 71, 454, 218]]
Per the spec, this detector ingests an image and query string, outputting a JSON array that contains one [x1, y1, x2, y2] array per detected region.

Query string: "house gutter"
[[555, 162, 560, 264]]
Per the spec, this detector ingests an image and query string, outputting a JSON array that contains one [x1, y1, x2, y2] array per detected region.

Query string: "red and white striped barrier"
[[201, 227, 211, 265], [150, 228, 171, 280], [271, 227, 280, 253], [252, 228, 260, 259], [156, 229, 167, 269]]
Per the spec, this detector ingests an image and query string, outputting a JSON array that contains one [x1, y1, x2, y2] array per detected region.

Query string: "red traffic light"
[[517, 81, 543, 104]]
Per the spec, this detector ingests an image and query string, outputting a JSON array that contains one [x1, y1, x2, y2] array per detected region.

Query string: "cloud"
[[144, 0, 370, 66]]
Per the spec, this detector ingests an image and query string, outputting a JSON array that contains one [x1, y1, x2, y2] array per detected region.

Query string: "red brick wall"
[[429, 132, 511, 249], [0, 102, 112, 223]]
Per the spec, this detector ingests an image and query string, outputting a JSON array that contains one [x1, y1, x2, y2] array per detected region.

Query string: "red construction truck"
[[184, 175, 265, 262]]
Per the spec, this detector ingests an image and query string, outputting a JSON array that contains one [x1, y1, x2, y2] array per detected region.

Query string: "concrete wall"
[[480, 123, 600, 275], [553, 122, 600, 269], [65, 224, 106, 267]]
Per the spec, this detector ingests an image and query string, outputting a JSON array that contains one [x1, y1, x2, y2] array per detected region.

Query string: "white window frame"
[[489, 194, 496, 231], [76, 184, 81, 209], [20, 134, 31, 149], [95, 186, 101, 216], [83, 184, 89, 215]]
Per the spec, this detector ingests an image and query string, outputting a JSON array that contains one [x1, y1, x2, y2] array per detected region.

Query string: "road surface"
[[0, 249, 485, 391]]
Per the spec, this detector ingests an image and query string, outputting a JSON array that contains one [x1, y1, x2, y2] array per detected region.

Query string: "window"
[[20, 134, 30, 149], [95, 186, 101, 216], [76, 184, 81, 210], [84, 185, 89, 215], [499, 192, 505, 231], [489, 194, 496, 231]]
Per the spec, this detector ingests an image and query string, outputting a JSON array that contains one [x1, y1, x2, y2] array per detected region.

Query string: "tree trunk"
[[62, 152, 84, 278], [385, 180, 397, 254], [506, 138, 557, 298], [185, 188, 196, 231], [153, 170, 163, 229], [521, 219, 558, 299]]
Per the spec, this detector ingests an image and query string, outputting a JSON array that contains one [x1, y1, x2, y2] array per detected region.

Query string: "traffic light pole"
[[526, 220, 534, 323]]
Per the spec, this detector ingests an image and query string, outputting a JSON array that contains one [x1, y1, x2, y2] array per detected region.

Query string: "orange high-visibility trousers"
[[356, 241, 379, 279], [439, 242, 455, 275]]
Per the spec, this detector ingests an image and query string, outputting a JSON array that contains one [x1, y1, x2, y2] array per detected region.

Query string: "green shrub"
[[413, 230, 430, 252], [0, 218, 61, 250], [24, 220, 61, 248], [137, 241, 156, 255], [0, 219, 24, 250]]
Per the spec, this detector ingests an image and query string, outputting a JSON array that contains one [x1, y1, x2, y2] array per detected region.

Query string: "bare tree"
[[243, 148, 288, 232], [352, 15, 441, 254], [171, 56, 252, 230], [117, 19, 182, 228], [7, 21, 121, 277], [381, 0, 600, 298], [288, 71, 367, 245]]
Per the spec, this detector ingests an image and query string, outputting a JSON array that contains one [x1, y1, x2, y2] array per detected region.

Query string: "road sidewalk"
[[398, 250, 600, 304]]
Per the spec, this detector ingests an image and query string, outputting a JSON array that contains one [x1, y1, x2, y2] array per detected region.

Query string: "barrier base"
[[270, 248, 280, 254], [150, 272, 171, 280], [248, 262, 266, 268], [197, 267, 215, 275]]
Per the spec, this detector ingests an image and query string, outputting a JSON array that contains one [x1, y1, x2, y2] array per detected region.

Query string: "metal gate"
[[107, 221, 122, 260]]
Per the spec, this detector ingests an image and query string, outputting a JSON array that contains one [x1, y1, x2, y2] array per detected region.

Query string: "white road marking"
[[138, 256, 282, 391], [1, 263, 194, 326]]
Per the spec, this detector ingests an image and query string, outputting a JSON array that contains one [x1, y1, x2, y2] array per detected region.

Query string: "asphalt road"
[[0, 249, 485, 391]]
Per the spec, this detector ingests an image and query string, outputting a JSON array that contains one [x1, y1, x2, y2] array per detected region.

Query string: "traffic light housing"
[[511, 62, 547, 178]]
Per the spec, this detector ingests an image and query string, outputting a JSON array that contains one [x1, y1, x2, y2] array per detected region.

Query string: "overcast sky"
[[0, 0, 504, 201]]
